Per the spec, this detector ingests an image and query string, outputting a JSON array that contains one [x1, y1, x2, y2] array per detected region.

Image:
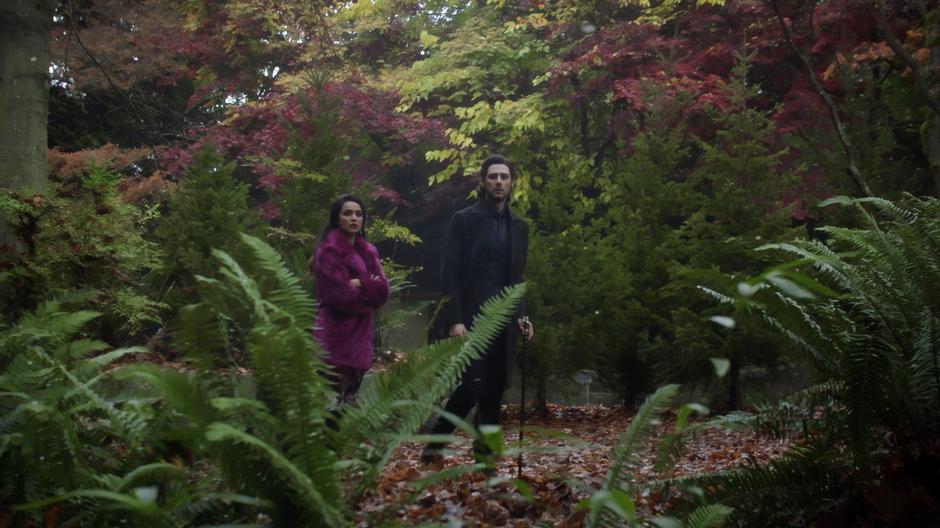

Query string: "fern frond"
[[696, 285, 734, 305], [83, 346, 146, 368], [14, 489, 176, 528], [21, 344, 147, 446], [684, 504, 734, 528], [604, 384, 679, 491], [29, 308, 103, 343], [653, 402, 710, 474], [66, 338, 111, 360], [700, 443, 848, 511], [173, 302, 233, 368], [855, 196, 919, 223], [759, 241, 852, 289], [246, 322, 337, 474], [743, 291, 839, 373], [116, 463, 187, 492], [183, 237, 346, 521], [909, 314, 940, 420], [114, 365, 221, 430], [205, 422, 345, 527], [168, 492, 274, 525], [206, 249, 269, 323], [339, 284, 526, 488], [842, 339, 895, 463], [239, 233, 316, 326]]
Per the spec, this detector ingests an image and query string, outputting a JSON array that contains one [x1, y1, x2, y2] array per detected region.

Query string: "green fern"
[[6, 231, 531, 526], [587, 384, 678, 528], [336, 283, 526, 503], [604, 384, 679, 492], [691, 195, 940, 524], [338, 283, 525, 447], [705, 443, 849, 521], [169, 233, 343, 524], [204, 423, 344, 526], [0, 299, 190, 526], [723, 196, 940, 450], [582, 384, 733, 528], [239, 232, 316, 325], [683, 504, 735, 528], [158, 234, 527, 525]]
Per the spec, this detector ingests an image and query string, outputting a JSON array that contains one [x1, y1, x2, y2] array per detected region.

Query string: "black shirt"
[[477, 202, 512, 303]]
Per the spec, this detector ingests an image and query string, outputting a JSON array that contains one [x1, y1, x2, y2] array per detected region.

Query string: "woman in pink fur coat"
[[312, 194, 389, 404]]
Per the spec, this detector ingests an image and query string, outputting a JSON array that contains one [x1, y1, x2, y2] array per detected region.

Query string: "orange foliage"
[[906, 27, 925, 43], [121, 170, 176, 204], [47, 144, 174, 204], [48, 144, 150, 181], [822, 42, 894, 80]]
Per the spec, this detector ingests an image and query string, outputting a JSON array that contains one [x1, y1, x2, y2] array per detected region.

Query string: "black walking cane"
[[517, 316, 530, 479]]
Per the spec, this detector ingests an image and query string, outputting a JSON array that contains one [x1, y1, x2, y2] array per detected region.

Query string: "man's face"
[[483, 163, 512, 203]]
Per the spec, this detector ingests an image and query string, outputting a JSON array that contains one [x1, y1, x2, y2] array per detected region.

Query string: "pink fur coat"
[[312, 229, 389, 372]]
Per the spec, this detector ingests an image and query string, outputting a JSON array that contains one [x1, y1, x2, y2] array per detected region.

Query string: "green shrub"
[[0, 166, 165, 339], [693, 194, 940, 525], [2, 233, 525, 526], [154, 144, 261, 313]]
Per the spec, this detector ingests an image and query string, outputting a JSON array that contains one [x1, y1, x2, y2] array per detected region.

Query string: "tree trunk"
[[0, 0, 53, 194], [727, 360, 742, 411], [928, 122, 940, 196], [536, 373, 548, 417], [931, 4, 940, 196]]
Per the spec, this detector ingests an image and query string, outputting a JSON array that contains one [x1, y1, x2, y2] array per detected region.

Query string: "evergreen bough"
[[155, 144, 261, 310]]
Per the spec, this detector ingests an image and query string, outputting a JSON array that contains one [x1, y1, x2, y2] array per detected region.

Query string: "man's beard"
[[484, 186, 510, 204]]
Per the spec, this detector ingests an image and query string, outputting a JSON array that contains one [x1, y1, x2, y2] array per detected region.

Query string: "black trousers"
[[429, 331, 509, 439]]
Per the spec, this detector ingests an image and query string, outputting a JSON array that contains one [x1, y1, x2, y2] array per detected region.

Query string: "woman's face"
[[338, 201, 364, 237]]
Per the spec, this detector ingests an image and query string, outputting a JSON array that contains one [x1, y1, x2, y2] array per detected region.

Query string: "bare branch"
[[66, 0, 163, 160], [767, 0, 872, 196]]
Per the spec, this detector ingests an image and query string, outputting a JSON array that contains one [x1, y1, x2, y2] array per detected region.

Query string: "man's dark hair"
[[479, 154, 514, 181], [478, 154, 515, 202], [320, 193, 367, 242]]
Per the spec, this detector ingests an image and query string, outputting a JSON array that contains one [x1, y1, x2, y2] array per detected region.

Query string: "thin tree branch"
[[768, 0, 872, 196], [66, 0, 161, 160], [568, 75, 591, 157]]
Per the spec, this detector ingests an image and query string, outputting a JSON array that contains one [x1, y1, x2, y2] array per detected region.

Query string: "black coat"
[[436, 200, 529, 379]]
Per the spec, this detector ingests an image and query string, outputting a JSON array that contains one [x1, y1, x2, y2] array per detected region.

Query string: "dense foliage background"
[[2, 0, 940, 525]]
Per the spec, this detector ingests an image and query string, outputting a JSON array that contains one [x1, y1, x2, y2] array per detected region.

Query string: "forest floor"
[[358, 403, 792, 527]]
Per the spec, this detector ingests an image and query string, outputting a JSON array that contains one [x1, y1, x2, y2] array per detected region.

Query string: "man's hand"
[[349, 278, 362, 288], [518, 318, 534, 340], [449, 323, 468, 338]]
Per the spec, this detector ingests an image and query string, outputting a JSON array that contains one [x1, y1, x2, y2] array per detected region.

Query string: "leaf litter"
[[357, 403, 791, 526]]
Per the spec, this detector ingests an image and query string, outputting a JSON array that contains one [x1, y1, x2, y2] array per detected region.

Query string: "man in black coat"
[[423, 154, 534, 463]]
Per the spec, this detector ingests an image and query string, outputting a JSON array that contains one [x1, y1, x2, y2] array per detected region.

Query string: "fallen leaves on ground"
[[357, 403, 792, 527]]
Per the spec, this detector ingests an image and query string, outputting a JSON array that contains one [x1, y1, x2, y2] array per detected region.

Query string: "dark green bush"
[[154, 145, 261, 314], [0, 166, 164, 340]]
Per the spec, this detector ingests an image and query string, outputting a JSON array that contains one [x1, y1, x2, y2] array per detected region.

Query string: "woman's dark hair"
[[320, 194, 367, 242], [478, 154, 515, 201]]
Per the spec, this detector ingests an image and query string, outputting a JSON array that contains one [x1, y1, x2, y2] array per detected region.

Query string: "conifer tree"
[[668, 51, 803, 409], [155, 145, 261, 305]]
